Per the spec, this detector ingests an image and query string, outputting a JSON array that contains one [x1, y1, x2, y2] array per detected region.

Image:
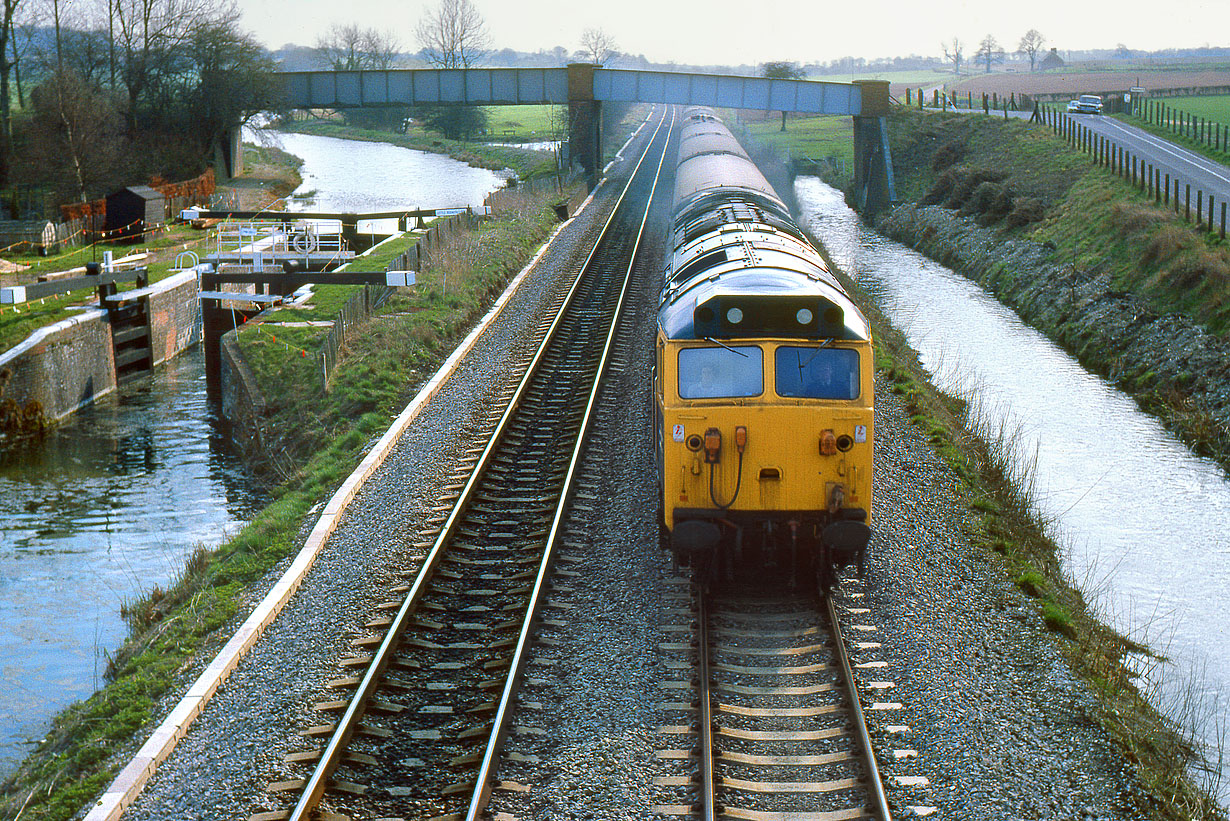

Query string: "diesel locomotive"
[[653, 107, 874, 586]]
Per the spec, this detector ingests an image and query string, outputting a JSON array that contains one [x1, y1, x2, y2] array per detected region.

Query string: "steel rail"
[[824, 594, 893, 821], [697, 583, 718, 821], [285, 106, 671, 821], [462, 105, 677, 821]]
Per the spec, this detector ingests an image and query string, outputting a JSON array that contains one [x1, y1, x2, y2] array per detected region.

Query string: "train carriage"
[[654, 107, 874, 586]]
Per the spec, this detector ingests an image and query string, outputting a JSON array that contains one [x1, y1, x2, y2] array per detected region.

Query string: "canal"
[[797, 176, 1230, 803], [0, 131, 508, 776]]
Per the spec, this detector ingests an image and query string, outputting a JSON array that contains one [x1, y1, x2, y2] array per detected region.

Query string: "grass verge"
[[0, 182, 573, 821]]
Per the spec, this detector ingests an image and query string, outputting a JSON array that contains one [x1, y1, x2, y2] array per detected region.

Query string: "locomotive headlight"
[[819, 429, 837, 456], [796, 308, 813, 325], [726, 307, 743, 324]]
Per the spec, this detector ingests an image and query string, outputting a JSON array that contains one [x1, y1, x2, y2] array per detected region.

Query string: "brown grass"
[[1112, 201, 1168, 234], [1142, 225, 1192, 267]]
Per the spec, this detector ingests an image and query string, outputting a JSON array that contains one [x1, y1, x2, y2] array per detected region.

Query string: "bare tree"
[[315, 23, 399, 71], [973, 34, 1003, 74], [111, 0, 238, 134], [1017, 28, 1045, 71], [416, 0, 489, 69], [942, 37, 963, 75], [1, 0, 29, 181], [579, 26, 616, 65]]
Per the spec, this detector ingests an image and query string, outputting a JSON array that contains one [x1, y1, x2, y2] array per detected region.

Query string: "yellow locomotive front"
[[654, 286, 874, 584]]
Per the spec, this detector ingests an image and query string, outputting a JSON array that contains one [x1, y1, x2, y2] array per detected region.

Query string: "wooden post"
[[1131, 154, 1136, 187], [1175, 179, 1180, 214], [967, 91, 971, 108], [1197, 190, 1203, 226], [1186, 184, 1191, 221], [983, 93, 989, 115], [1222, 202, 1226, 240], [1155, 169, 1161, 204], [1164, 172, 1170, 206], [918, 89, 923, 109], [906, 87, 911, 105], [933, 89, 939, 107], [1148, 164, 1153, 197], [1210, 196, 1215, 233]]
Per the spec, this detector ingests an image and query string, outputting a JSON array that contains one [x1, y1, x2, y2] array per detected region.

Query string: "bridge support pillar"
[[567, 63, 602, 189], [851, 80, 896, 218], [215, 125, 244, 180]]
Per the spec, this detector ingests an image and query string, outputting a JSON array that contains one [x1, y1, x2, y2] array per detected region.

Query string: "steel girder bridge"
[[269, 65, 894, 212]]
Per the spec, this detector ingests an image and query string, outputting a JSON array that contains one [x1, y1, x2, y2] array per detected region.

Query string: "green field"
[[480, 105, 565, 143], [1167, 94, 1230, 123], [728, 111, 854, 168]]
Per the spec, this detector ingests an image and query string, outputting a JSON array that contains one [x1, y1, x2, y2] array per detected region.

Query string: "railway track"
[[656, 576, 892, 821], [251, 108, 675, 821]]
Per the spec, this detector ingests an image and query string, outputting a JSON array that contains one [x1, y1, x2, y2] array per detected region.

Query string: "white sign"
[[854, 425, 867, 443], [672, 424, 685, 443], [385, 271, 417, 287]]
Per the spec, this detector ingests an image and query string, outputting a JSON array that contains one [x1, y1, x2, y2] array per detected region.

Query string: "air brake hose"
[[709, 450, 745, 511]]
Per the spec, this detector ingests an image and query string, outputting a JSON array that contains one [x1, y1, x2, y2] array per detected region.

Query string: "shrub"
[[961, 181, 1014, 224], [1004, 197, 1046, 228], [921, 167, 963, 206], [930, 139, 965, 172], [943, 168, 1006, 210]]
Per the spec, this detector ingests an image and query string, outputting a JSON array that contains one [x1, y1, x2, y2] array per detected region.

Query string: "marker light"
[[819, 429, 837, 456], [704, 427, 722, 464]]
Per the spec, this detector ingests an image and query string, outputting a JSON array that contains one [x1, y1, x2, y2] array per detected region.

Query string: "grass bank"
[[827, 252, 1225, 819], [0, 183, 571, 821]]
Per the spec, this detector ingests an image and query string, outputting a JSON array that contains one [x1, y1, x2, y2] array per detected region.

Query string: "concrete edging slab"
[[82, 207, 585, 821]]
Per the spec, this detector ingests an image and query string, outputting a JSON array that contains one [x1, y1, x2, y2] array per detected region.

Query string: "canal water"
[[795, 177, 1230, 802], [0, 132, 508, 777], [268, 130, 506, 233], [0, 349, 265, 773]]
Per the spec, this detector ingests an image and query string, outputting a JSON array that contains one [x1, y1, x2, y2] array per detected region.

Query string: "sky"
[[237, 0, 1229, 67]]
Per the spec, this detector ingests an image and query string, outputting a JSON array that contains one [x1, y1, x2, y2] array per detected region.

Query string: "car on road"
[[1067, 95, 1104, 114]]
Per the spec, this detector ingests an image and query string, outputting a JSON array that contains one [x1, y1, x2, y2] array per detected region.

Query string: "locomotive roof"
[[657, 254, 870, 342]]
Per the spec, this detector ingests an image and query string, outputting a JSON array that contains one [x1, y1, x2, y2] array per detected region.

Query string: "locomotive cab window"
[[775, 346, 859, 400], [678, 346, 763, 399]]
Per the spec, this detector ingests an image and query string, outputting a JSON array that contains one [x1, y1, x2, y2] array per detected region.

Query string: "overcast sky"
[[238, 0, 1227, 67]]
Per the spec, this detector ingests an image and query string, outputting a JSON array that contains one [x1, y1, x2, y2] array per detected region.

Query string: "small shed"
[[1040, 48, 1065, 71], [105, 185, 165, 243]]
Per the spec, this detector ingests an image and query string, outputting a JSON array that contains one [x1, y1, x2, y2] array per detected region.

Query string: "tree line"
[[0, 0, 285, 214]]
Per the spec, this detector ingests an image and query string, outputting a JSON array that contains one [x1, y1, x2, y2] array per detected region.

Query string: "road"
[[1063, 111, 1230, 211]]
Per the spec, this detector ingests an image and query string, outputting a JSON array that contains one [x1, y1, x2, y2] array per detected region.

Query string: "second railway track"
[[253, 107, 676, 821]]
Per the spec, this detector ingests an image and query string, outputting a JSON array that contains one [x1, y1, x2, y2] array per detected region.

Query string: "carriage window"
[[775, 347, 859, 399], [678, 346, 763, 399]]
